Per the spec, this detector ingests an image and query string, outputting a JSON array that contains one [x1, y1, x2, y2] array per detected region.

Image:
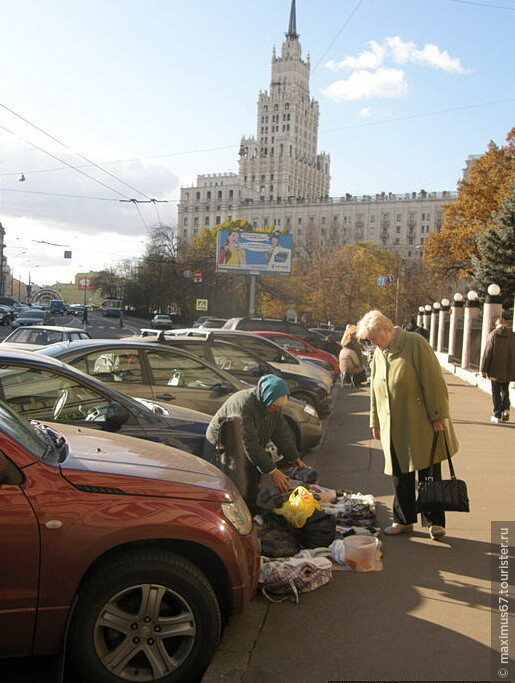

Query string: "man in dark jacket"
[[480, 317, 515, 423], [204, 375, 307, 505], [403, 316, 429, 340]]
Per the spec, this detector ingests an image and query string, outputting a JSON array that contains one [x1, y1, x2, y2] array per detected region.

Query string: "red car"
[[255, 330, 340, 375], [0, 400, 259, 682]]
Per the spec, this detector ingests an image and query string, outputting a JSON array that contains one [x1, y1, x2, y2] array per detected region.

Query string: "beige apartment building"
[[178, 0, 456, 260]]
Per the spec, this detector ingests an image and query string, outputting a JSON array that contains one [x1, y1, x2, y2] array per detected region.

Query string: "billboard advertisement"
[[216, 230, 292, 275]]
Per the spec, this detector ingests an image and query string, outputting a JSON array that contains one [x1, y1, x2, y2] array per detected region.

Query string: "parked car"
[[143, 334, 333, 417], [255, 330, 340, 375], [0, 305, 13, 325], [192, 316, 228, 329], [154, 328, 334, 392], [11, 309, 56, 328], [49, 299, 67, 315], [151, 314, 174, 329], [0, 347, 211, 456], [222, 317, 328, 350], [0, 398, 259, 682], [2, 325, 92, 350], [39, 339, 322, 453]]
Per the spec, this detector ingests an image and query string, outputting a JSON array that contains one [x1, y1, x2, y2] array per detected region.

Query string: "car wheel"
[[68, 550, 221, 683]]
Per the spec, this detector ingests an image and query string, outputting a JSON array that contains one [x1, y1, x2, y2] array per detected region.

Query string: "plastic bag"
[[274, 486, 321, 528]]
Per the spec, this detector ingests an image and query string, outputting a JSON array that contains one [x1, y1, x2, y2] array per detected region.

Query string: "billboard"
[[216, 230, 292, 276]]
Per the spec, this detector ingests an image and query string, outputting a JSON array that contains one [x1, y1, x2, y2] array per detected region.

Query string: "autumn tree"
[[424, 128, 515, 279], [471, 181, 515, 303]]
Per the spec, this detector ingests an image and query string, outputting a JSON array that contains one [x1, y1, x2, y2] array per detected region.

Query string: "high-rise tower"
[[178, 1, 454, 259], [238, 0, 330, 202]]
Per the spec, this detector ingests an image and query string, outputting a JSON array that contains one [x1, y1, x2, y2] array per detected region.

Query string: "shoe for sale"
[[383, 523, 413, 535], [502, 410, 510, 422], [429, 525, 446, 540], [490, 416, 501, 424]]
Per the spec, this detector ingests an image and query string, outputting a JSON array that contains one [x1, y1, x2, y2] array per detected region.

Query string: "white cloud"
[[322, 68, 408, 102], [385, 36, 470, 73], [323, 35, 469, 103], [325, 40, 385, 71], [359, 107, 373, 118]]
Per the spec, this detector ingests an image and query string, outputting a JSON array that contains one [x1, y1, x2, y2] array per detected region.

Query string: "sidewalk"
[[203, 371, 514, 682]]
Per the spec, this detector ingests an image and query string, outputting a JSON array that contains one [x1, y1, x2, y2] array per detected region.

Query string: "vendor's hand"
[[481, 371, 487, 378], [291, 457, 308, 468], [372, 427, 380, 440], [432, 418, 445, 432], [270, 468, 291, 492]]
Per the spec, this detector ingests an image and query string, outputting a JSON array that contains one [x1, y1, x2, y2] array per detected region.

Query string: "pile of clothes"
[[255, 465, 381, 568], [256, 466, 383, 601]]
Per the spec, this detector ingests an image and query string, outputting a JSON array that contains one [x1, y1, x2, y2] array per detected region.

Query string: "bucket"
[[343, 535, 379, 570]]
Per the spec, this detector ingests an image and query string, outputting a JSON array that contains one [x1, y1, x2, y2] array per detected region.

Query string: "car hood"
[[54, 423, 233, 502]]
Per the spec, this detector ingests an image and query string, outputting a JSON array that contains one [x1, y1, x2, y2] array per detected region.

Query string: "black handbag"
[[416, 433, 470, 513]]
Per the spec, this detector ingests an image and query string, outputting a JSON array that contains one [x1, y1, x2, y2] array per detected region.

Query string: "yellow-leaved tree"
[[424, 128, 515, 279]]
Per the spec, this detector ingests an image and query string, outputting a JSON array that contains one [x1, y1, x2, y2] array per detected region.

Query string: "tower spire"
[[286, 0, 299, 39]]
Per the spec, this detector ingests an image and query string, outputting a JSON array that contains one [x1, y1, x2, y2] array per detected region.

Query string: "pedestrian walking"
[[81, 307, 89, 325], [480, 317, 515, 423], [356, 310, 459, 541], [203, 374, 307, 508]]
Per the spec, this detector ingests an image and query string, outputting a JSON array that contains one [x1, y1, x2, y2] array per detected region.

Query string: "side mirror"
[[105, 401, 130, 429]]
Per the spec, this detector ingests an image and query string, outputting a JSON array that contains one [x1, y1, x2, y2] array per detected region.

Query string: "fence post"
[[448, 293, 464, 362], [437, 299, 450, 352], [461, 290, 480, 369]]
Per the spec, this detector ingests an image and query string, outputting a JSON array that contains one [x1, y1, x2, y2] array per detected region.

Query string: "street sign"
[[196, 298, 208, 311], [193, 270, 202, 278], [78, 277, 92, 290], [183, 269, 192, 278]]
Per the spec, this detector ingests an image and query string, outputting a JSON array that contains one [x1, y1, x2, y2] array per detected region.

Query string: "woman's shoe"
[[384, 523, 413, 535], [429, 525, 446, 540]]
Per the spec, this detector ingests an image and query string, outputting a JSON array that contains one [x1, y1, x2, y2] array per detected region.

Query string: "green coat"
[[369, 328, 458, 475]]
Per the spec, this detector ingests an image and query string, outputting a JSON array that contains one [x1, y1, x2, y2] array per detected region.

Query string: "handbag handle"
[[428, 431, 457, 479]]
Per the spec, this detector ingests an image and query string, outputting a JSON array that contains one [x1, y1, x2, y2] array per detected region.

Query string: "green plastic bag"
[[274, 486, 321, 528]]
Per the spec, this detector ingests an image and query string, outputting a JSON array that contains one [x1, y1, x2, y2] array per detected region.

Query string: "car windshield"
[[0, 399, 66, 464]]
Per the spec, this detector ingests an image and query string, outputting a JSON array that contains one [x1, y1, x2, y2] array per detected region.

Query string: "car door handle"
[[156, 393, 176, 401]]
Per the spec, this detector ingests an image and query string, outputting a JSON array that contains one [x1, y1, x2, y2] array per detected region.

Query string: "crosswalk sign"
[[196, 299, 208, 311]]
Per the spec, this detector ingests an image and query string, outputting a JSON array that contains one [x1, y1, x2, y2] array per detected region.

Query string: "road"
[[0, 310, 148, 343]]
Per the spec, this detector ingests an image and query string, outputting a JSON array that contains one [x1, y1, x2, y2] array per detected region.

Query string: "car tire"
[[67, 550, 221, 683]]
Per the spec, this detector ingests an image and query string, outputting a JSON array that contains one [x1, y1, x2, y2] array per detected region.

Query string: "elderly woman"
[[356, 310, 458, 540]]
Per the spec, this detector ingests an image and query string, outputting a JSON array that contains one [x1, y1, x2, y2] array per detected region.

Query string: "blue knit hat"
[[258, 374, 290, 406]]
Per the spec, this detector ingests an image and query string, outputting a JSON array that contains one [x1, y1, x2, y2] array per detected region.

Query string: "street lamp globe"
[[424, 304, 432, 312], [441, 298, 450, 307], [418, 305, 425, 313], [467, 290, 479, 301], [487, 283, 501, 296], [453, 292, 464, 302], [433, 301, 441, 310]]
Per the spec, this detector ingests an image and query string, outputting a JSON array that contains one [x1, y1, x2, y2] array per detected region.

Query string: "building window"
[[215, 216, 221, 225], [396, 213, 402, 222], [193, 217, 199, 227], [229, 190, 233, 199], [193, 228, 199, 236], [370, 214, 375, 222], [217, 190, 222, 199], [195, 192, 200, 201], [205, 216, 210, 226], [298, 217, 302, 224], [396, 226, 401, 233]]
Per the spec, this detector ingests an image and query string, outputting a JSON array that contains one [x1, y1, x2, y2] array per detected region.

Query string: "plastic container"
[[343, 535, 379, 570]]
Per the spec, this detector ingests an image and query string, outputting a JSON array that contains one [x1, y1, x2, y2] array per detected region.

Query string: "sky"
[[0, 0, 513, 287]]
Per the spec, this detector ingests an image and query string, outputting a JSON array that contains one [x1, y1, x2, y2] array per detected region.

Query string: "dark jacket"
[[205, 386, 300, 474], [480, 326, 515, 382]]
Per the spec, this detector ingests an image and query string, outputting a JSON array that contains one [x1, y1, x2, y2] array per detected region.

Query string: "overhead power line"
[[0, 101, 154, 200]]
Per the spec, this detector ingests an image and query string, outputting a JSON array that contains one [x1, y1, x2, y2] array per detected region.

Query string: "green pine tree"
[[471, 181, 515, 304]]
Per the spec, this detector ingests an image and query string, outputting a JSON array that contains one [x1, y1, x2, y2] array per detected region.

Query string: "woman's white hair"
[[356, 310, 394, 339]]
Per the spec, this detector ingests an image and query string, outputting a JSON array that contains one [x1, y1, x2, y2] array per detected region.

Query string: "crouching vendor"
[[203, 374, 308, 507]]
